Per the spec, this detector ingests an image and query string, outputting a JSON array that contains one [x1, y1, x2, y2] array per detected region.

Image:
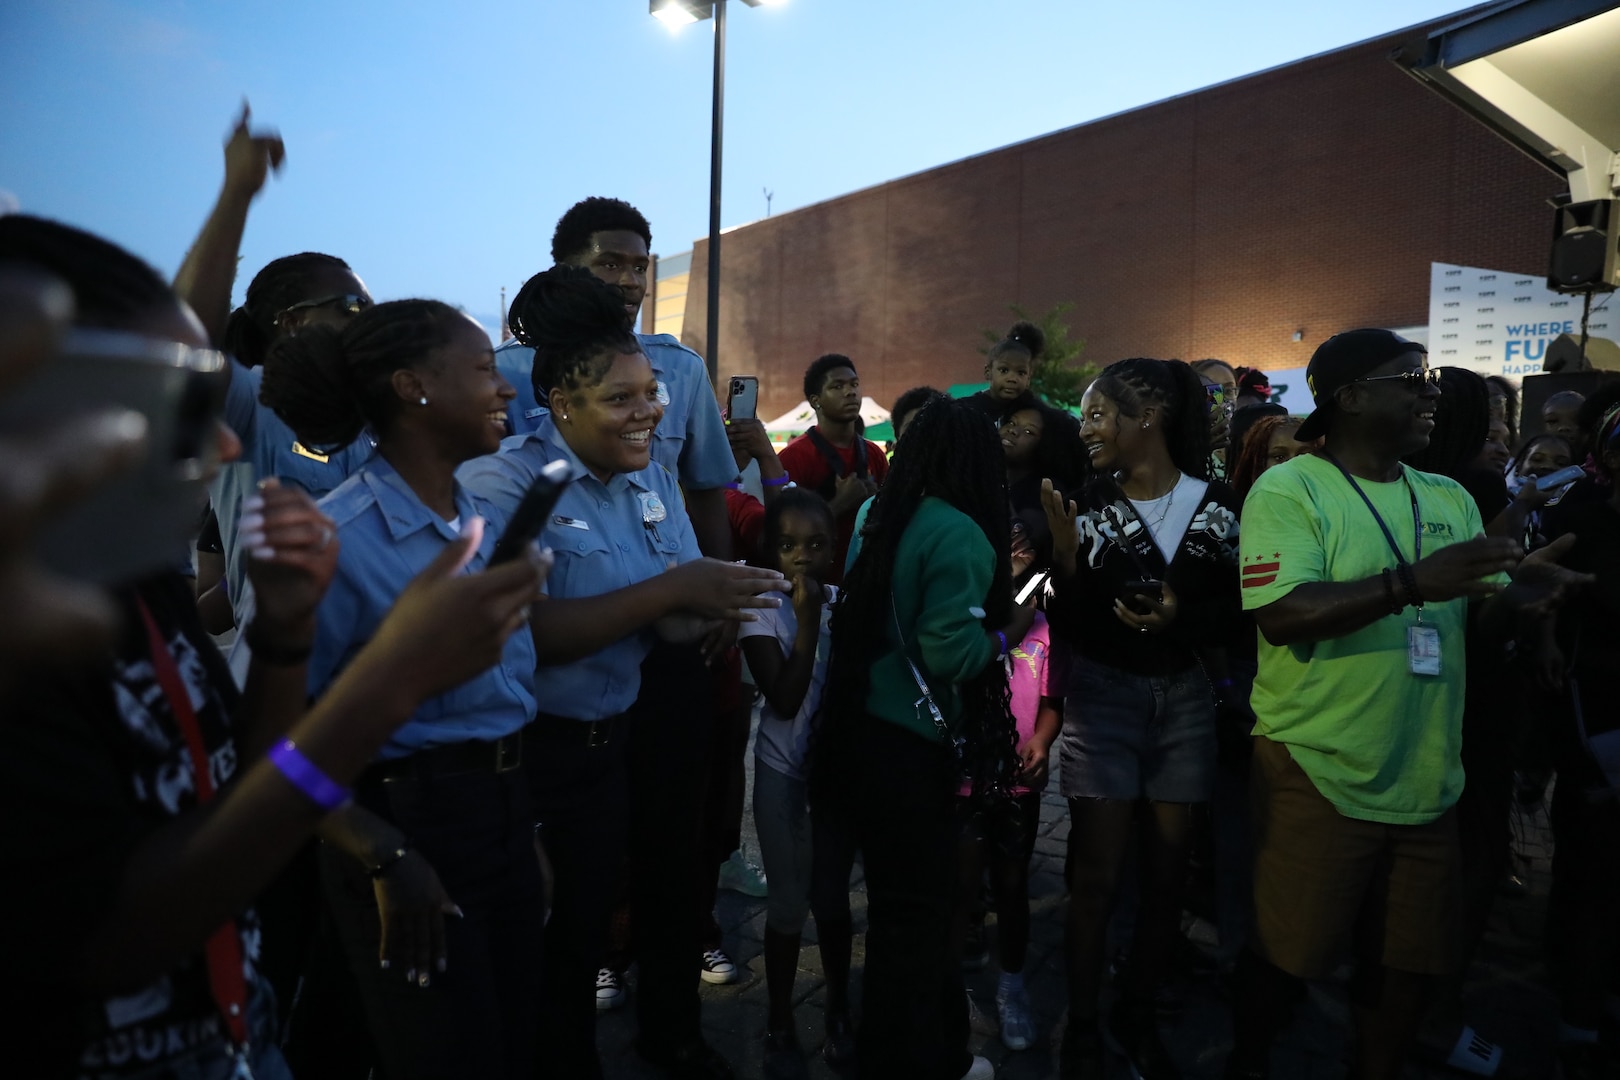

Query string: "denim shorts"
[[1057, 655, 1216, 803]]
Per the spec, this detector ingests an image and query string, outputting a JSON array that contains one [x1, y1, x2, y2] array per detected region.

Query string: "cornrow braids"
[[507, 265, 640, 401], [989, 320, 1046, 364], [1091, 357, 1212, 480], [1405, 367, 1490, 479], [222, 252, 352, 368], [0, 214, 175, 328], [550, 197, 652, 264], [814, 397, 1018, 809], [259, 299, 464, 451], [757, 488, 836, 571]]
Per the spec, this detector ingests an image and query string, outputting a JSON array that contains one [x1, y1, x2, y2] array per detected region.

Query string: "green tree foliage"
[[980, 302, 1097, 410]]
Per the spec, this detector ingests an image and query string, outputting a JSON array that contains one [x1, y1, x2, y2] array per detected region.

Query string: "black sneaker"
[[763, 1029, 810, 1080], [1107, 998, 1182, 1080], [823, 1012, 857, 1072]]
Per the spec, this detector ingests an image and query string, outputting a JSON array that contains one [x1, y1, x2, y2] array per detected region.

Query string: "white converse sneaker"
[[997, 984, 1035, 1052], [595, 966, 627, 1011], [700, 947, 741, 985]]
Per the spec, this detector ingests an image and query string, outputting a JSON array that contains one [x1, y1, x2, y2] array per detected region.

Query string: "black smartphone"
[[488, 459, 571, 565], [0, 328, 228, 583], [1119, 579, 1164, 614], [728, 376, 759, 422]]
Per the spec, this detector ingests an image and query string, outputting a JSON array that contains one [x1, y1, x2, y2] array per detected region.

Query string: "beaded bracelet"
[[267, 739, 352, 812], [1381, 568, 1404, 614], [1395, 562, 1423, 610]]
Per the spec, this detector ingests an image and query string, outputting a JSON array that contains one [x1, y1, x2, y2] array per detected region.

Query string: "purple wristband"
[[761, 471, 792, 487], [995, 631, 1009, 659], [268, 740, 352, 811]]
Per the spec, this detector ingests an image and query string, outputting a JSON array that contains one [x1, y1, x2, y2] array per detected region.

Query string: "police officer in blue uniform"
[[462, 266, 785, 1080], [261, 297, 552, 1080]]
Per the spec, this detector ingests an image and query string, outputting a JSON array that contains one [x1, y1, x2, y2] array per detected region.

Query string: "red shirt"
[[777, 426, 890, 580], [724, 487, 766, 564]]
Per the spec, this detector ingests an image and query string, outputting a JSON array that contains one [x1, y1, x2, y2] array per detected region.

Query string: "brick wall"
[[683, 25, 1564, 419]]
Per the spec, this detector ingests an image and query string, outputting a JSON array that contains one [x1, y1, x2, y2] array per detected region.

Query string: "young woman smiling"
[[261, 300, 553, 1080], [460, 265, 787, 1079], [1041, 358, 1241, 1080]]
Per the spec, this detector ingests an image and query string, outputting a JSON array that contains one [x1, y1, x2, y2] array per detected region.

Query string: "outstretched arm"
[[174, 103, 285, 347]]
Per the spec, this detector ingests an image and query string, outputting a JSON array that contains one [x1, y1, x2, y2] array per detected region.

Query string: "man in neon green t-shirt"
[[1226, 330, 1526, 1080]]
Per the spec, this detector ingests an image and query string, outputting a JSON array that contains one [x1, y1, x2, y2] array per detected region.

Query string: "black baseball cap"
[[1295, 329, 1427, 441]]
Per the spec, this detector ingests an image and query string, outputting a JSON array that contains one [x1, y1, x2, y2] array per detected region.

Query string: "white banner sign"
[[1428, 262, 1614, 378]]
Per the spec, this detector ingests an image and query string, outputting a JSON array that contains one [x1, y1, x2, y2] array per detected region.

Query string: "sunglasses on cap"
[[276, 293, 371, 324], [1351, 367, 1441, 390]]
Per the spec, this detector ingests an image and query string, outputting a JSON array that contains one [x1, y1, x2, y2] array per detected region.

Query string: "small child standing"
[[740, 490, 854, 1078], [955, 606, 1065, 1053]]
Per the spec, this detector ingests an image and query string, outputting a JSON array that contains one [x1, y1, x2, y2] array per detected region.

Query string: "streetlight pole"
[[650, 0, 783, 387], [706, 0, 726, 388]]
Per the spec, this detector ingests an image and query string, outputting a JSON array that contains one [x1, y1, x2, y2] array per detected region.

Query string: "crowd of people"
[[2, 106, 1618, 1080]]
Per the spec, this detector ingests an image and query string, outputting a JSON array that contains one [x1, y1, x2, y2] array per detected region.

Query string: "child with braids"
[[261, 298, 555, 1080], [1040, 357, 1241, 1080], [737, 489, 858, 1077], [817, 395, 1036, 1080], [966, 320, 1045, 421]]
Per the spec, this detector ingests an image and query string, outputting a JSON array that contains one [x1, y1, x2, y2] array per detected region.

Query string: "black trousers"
[[323, 763, 544, 1080], [849, 717, 971, 1080], [527, 714, 631, 1079], [628, 641, 717, 1052]]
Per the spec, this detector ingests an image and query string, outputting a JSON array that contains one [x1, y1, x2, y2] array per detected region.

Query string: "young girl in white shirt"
[[739, 489, 851, 1077]]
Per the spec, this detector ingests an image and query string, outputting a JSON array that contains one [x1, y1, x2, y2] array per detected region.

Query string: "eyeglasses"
[[1352, 367, 1440, 390], [275, 293, 371, 323]]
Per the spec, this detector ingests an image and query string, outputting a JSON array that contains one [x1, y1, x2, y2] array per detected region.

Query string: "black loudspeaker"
[[1520, 370, 1620, 442], [1549, 199, 1619, 293]]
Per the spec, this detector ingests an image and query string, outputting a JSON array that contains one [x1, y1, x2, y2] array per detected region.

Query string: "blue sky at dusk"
[[2, 0, 1478, 334]]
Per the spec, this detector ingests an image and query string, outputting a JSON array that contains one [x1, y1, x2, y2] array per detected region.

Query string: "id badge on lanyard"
[[1326, 455, 1440, 677]]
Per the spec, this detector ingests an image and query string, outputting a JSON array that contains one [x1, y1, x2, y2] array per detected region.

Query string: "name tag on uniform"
[[1407, 625, 1441, 677], [638, 491, 668, 525], [655, 380, 671, 407], [291, 441, 329, 463], [553, 516, 591, 531]]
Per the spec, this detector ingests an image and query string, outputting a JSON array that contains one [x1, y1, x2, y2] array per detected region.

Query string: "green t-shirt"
[[1240, 453, 1487, 825], [848, 497, 997, 743]]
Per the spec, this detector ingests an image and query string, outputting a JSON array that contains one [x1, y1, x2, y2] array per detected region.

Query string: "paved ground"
[[600, 720, 1562, 1080]]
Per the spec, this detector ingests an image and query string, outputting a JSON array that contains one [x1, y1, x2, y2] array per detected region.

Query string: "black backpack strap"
[[807, 427, 852, 498]]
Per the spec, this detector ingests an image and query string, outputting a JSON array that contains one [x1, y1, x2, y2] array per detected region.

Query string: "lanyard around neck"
[[1322, 452, 1422, 567], [134, 597, 252, 1053]]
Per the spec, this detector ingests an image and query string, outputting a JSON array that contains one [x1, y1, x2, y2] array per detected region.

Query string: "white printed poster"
[[1428, 262, 1615, 378]]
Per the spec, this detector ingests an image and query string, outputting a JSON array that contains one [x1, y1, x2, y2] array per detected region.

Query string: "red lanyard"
[[134, 598, 251, 1051]]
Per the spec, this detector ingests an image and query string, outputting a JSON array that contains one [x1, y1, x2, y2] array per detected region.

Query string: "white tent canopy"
[[764, 397, 890, 435]]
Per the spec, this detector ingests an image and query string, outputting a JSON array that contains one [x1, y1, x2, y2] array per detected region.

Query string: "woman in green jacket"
[[818, 395, 1035, 1080]]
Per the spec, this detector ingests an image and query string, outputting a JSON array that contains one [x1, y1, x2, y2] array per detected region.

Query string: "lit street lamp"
[[650, 0, 787, 386]]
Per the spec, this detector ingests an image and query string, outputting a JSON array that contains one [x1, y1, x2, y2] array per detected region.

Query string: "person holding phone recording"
[[260, 298, 553, 1079], [1040, 357, 1241, 1080], [0, 217, 547, 1080], [460, 265, 787, 1080]]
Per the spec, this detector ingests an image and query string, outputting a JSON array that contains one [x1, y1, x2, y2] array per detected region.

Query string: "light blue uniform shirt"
[[458, 414, 701, 721], [214, 360, 374, 625], [494, 332, 736, 491], [308, 456, 538, 760]]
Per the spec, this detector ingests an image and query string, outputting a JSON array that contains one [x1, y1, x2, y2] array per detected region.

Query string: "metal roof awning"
[[1394, 0, 1620, 203]]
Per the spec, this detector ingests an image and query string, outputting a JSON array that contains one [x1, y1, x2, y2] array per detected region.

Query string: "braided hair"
[[506, 265, 640, 402], [1002, 397, 1089, 493], [814, 396, 1017, 806], [550, 197, 652, 264], [1089, 358, 1211, 480], [987, 320, 1045, 366], [757, 488, 837, 572], [1405, 367, 1490, 479], [222, 253, 353, 368], [259, 299, 464, 451], [0, 214, 175, 327]]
